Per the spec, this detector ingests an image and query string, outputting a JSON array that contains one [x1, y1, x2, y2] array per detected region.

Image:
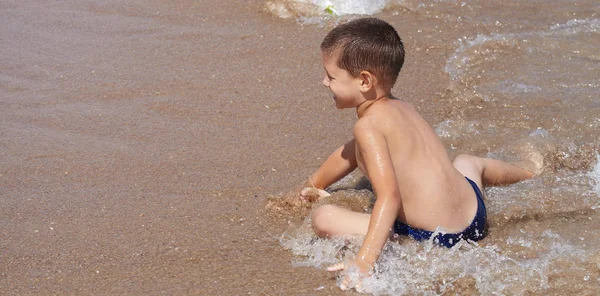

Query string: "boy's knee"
[[453, 154, 479, 169], [453, 154, 485, 178], [453, 154, 472, 165], [311, 204, 336, 238]]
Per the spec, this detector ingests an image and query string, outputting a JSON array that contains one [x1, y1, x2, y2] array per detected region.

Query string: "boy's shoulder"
[[352, 99, 417, 141], [352, 106, 390, 141], [352, 113, 379, 133]]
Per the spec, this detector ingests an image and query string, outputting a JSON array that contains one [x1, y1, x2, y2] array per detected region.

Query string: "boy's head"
[[321, 18, 405, 91]]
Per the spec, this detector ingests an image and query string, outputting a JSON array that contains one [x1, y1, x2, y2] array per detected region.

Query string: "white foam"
[[281, 215, 591, 295], [506, 236, 532, 248], [311, 0, 389, 15], [444, 33, 516, 81], [589, 153, 600, 208], [528, 127, 551, 138], [435, 119, 483, 139], [266, 0, 390, 19], [549, 18, 600, 36], [444, 18, 600, 82]]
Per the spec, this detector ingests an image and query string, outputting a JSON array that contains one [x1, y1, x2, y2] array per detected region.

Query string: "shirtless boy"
[[299, 18, 536, 290]]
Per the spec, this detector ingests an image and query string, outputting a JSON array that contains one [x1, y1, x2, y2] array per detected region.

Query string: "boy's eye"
[[327, 74, 334, 80]]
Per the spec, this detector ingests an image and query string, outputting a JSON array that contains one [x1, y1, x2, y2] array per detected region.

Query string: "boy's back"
[[358, 97, 478, 233]]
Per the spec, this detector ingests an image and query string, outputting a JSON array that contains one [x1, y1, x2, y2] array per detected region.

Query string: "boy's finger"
[[300, 187, 311, 196], [316, 189, 331, 197], [327, 262, 345, 272], [339, 276, 350, 291], [339, 283, 348, 291], [355, 282, 364, 293], [300, 187, 330, 202]]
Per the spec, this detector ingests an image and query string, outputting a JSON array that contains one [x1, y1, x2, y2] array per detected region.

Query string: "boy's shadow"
[[354, 176, 373, 191]]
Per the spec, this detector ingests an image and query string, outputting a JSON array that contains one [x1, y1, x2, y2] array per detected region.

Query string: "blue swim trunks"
[[393, 177, 487, 248]]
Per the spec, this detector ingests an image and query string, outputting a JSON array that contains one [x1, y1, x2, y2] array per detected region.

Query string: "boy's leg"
[[452, 154, 534, 188], [311, 204, 371, 238]]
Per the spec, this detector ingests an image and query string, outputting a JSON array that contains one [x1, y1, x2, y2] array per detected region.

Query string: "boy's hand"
[[327, 260, 372, 292], [299, 187, 331, 202]]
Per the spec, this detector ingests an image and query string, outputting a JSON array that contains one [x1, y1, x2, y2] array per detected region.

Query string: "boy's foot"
[[513, 136, 551, 176], [519, 150, 545, 176]]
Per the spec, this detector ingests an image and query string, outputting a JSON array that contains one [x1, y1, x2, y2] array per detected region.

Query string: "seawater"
[[281, 228, 596, 294], [280, 156, 600, 294], [269, 0, 600, 294]]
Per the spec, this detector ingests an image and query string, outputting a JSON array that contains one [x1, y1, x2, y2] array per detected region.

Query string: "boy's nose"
[[322, 76, 329, 87]]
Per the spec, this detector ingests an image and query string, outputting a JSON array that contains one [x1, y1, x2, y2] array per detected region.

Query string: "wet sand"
[[0, 0, 450, 294], [2, 0, 598, 295]]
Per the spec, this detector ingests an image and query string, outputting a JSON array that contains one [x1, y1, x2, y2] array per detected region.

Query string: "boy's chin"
[[333, 98, 350, 109]]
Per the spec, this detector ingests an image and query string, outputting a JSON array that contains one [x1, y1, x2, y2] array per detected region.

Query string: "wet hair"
[[321, 18, 405, 89]]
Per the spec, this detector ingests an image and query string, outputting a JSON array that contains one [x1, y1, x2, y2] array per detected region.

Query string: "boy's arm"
[[308, 139, 357, 190], [352, 122, 401, 273]]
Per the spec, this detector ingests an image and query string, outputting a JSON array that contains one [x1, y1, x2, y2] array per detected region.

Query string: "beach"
[[1, 0, 599, 294]]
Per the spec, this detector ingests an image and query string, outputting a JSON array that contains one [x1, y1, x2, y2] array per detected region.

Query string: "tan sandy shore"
[[1, 0, 478, 294]]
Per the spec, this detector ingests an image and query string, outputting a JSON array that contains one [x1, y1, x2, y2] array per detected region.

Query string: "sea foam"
[[281, 221, 590, 295], [266, 0, 390, 19], [590, 153, 600, 208]]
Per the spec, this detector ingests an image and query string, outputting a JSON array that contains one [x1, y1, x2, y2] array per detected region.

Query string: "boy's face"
[[321, 52, 364, 109]]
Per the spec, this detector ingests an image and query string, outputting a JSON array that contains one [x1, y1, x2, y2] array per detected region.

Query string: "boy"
[[299, 18, 536, 290]]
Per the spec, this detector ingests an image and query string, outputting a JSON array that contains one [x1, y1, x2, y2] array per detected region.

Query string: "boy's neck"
[[356, 93, 391, 118]]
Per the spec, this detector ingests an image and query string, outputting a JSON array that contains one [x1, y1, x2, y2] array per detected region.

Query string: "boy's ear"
[[358, 70, 375, 92]]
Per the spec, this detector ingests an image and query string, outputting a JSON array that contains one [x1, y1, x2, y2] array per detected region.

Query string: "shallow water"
[[1, 0, 599, 295]]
